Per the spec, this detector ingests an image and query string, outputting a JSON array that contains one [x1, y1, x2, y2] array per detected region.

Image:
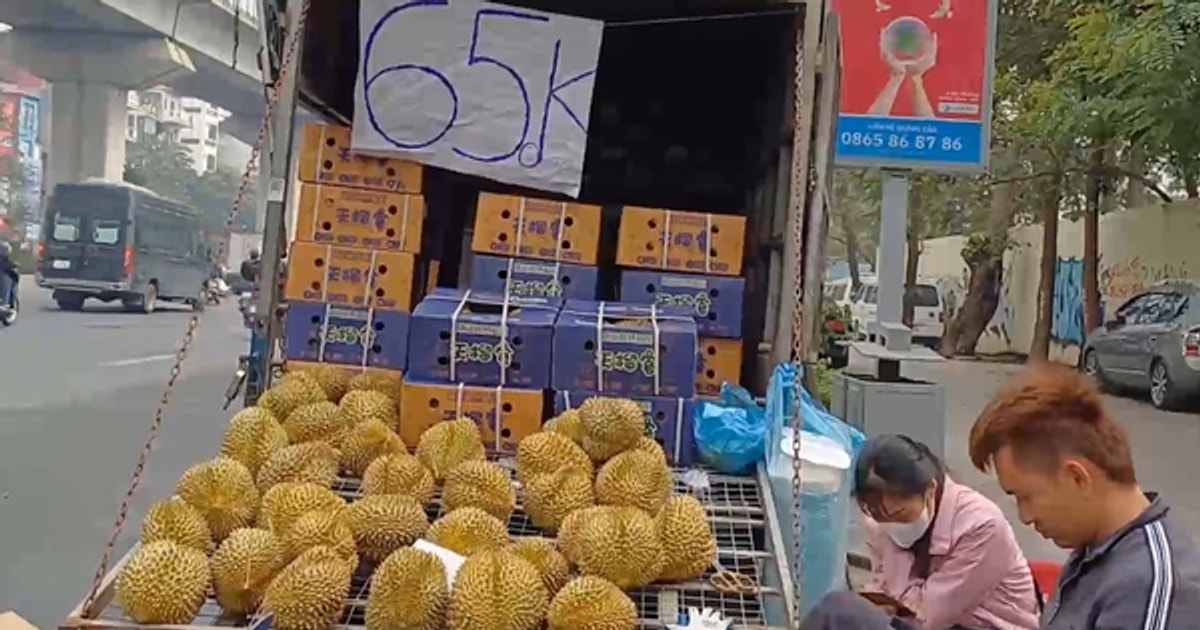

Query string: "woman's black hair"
[[853, 434, 945, 507]]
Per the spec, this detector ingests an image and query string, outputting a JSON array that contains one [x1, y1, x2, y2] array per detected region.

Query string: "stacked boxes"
[[467, 193, 604, 300], [283, 123, 428, 394], [616, 207, 748, 399]]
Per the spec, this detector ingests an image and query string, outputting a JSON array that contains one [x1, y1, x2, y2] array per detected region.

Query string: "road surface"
[[0, 278, 248, 627]]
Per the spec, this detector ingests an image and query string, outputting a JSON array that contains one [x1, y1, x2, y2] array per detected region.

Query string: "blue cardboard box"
[[470, 254, 599, 300], [555, 390, 697, 466], [619, 270, 746, 338], [551, 300, 698, 398], [284, 301, 410, 371], [407, 288, 560, 388]]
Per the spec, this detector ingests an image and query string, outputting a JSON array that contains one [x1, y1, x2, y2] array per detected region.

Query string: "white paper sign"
[[354, 0, 604, 198]]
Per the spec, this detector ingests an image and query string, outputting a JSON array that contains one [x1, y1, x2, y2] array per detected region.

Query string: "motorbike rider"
[[0, 241, 17, 310], [240, 249, 262, 285]]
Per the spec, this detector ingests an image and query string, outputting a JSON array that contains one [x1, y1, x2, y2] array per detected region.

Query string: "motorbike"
[[238, 291, 257, 329], [1, 272, 19, 327]]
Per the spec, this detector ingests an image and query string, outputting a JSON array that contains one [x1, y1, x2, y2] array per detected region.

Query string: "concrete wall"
[[917, 200, 1200, 365]]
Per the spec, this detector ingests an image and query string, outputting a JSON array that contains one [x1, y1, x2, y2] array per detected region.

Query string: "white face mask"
[[885, 508, 932, 548]]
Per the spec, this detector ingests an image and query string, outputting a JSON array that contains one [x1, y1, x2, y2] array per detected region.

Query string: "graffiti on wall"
[[1100, 256, 1190, 303], [1051, 257, 1087, 346], [933, 265, 1014, 346], [1047, 254, 1185, 346]]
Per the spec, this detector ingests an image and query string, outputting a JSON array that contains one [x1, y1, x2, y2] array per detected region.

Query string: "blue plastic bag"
[[766, 363, 865, 457], [693, 383, 767, 475]]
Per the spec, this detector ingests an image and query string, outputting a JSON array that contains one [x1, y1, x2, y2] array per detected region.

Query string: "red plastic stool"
[[1029, 560, 1064, 599]]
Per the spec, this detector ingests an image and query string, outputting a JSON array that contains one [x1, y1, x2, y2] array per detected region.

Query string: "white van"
[[822, 277, 867, 310], [850, 278, 945, 347]]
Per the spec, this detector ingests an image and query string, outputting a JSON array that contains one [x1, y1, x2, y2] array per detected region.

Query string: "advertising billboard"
[[831, 0, 998, 172]]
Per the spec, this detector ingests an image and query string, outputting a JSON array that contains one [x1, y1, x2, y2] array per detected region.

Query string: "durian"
[[523, 466, 594, 532], [543, 409, 584, 444], [574, 506, 664, 589], [348, 371, 402, 402], [257, 374, 326, 421], [655, 495, 718, 582], [140, 496, 211, 552], [426, 507, 509, 556], [415, 419, 486, 480], [282, 401, 343, 444], [338, 389, 398, 430], [447, 550, 548, 630], [515, 431, 593, 483], [114, 541, 210, 624], [261, 546, 354, 630], [441, 460, 516, 521], [508, 537, 570, 596], [546, 576, 639, 630], [361, 452, 436, 504], [346, 494, 430, 563], [220, 407, 290, 475], [339, 418, 406, 477], [633, 436, 668, 464], [556, 505, 604, 565], [211, 527, 286, 615], [595, 449, 673, 514], [256, 441, 340, 491], [259, 482, 345, 534], [366, 547, 448, 630], [281, 508, 357, 563], [176, 457, 260, 540], [298, 364, 353, 402], [578, 397, 646, 462]]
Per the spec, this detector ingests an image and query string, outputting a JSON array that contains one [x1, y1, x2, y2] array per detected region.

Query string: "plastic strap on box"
[[704, 212, 713, 274], [551, 201, 566, 290], [674, 396, 685, 463], [651, 303, 662, 396], [454, 382, 465, 419], [661, 210, 672, 270], [320, 245, 333, 302], [310, 184, 323, 237], [513, 197, 527, 258], [497, 288, 512, 386], [492, 385, 504, 451], [316, 302, 333, 363], [448, 290, 472, 381], [594, 301, 606, 393], [359, 252, 379, 368], [397, 195, 412, 251]]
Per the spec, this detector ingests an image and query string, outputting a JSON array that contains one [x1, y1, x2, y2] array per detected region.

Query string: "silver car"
[[1082, 280, 1200, 410]]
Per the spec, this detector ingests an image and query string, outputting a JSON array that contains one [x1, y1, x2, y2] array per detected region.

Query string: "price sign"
[[354, 0, 604, 197]]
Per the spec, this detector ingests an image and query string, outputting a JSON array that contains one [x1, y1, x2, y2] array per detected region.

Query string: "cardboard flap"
[[0, 612, 42, 630]]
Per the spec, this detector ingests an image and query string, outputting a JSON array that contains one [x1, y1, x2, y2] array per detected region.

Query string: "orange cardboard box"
[[285, 242, 419, 312], [697, 337, 743, 398], [471, 193, 602, 265], [295, 183, 425, 253], [285, 362, 404, 413], [298, 123, 424, 194], [399, 380, 544, 452], [616, 206, 746, 276]]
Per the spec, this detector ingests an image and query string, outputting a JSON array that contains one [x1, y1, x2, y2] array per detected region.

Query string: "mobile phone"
[[858, 591, 917, 618]]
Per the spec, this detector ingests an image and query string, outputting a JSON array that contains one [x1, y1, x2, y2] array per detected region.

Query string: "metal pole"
[[877, 170, 908, 328]]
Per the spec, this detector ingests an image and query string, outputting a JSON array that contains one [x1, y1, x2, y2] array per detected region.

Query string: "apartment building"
[[126, 86, 227, 175]]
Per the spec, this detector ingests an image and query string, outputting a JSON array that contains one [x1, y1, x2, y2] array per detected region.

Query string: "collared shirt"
[[864, 478, 1041, 629], [1043, 495, 1200, 629]]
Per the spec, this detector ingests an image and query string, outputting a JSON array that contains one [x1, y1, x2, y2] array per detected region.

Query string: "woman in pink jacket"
[[851, 434, 1041, 629]]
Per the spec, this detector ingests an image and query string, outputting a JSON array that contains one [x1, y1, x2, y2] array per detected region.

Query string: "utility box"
[[829, 372, 946, 461]]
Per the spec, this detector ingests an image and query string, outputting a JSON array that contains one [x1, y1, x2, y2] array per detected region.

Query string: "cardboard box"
[[285, 243, 419, 312], [616, 206, 746, 276], [470, 254, 599, 301], [619, 270, 746, 338], [555, 391, 696, 466], [295, 183, 425, 253], [407, 289, 560, 388], [471, 193, 602, 265], [284, 302, 410, 371], [0, 612, 42, 630], [298, 123, 424, 194], [697, 337, 743, 398], [400, 379, 545, 452], [286, 361, 404, 402], [552, 300, 698, 398]]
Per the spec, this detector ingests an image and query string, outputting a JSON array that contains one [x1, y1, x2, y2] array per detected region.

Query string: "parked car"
[[849, 277, 945, 348], [1081, 279, 1200, 410]]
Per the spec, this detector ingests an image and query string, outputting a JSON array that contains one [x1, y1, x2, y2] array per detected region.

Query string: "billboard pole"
[[876, 168, 909, 377]]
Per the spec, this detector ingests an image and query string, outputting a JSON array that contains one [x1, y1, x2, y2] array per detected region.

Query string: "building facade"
[[126, 86, 227, 175]]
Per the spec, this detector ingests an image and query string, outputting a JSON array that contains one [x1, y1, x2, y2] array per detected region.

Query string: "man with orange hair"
[[969, 363, 1200, 628]]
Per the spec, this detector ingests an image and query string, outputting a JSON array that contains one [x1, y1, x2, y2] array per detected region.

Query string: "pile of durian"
[[110, 367, 721, 630]]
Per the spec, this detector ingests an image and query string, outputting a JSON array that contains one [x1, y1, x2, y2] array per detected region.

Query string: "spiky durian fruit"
[[346, 494, 430, 563], [348, 371, 402, 402], [140, 496, 211, 552], [114, 541, 211, 624], [338, 389, 398, 430], [574, 506, 664, 589], [508, 537, 570, 596], [281, 508, 357, 564], [220, 407, 290, 475], [257, 373, 326, 421], [366, 547, 448, 630], [447, 550, 549, 630], [261, 546, 354, 630], [256, 441, 340, 491], [415, 419, 486, 480], [176, 457, 260, 541], [633, 436, 668, 464], [258, 482, 345, 534], [556, 505, 605, 566], [442, 460, 516, 521], [515, 431, 593, 484], [523, 466, 594, 532], [578, 397, 646, 462], [296, 364, 353, 402], [543, 409, 584, 444], [426, 507, 509, 557], [361, 452, 436, 504], [655, 495, 718, 582], [339, 418, 406, 477], [211, 527, 286, 615], [547, 576, 638, 630], [594, 449, 673, 514], [282, 401, 343, 444]]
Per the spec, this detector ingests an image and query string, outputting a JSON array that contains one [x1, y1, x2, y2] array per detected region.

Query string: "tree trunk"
[[903, 196, 925, 327], [1030, 172, 1063, 360], [1184, 169, 1199, 198], [1125, 145, 1148, 208], [1083, 146, 1104, 334], [844, 210, 862, 289]]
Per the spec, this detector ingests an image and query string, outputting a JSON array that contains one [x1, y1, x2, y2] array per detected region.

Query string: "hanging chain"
[[789, 13, 808, 630], [81, 0, 311, 612]]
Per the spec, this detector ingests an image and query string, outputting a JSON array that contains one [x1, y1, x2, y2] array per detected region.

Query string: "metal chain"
[[81, 0, 311, 612], [789, 17, 807, 630]]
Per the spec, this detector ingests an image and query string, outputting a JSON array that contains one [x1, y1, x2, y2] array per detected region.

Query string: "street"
[[0, 278, 248, 627]]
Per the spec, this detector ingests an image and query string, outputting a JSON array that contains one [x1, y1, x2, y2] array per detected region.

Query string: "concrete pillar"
[[45, 82, 127, 193]]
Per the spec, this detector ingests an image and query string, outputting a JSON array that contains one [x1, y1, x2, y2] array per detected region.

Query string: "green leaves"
[[124, 134, 254, 235]]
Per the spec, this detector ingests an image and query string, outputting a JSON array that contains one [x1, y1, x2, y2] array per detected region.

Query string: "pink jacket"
[[863, 478, 1040, 630]]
